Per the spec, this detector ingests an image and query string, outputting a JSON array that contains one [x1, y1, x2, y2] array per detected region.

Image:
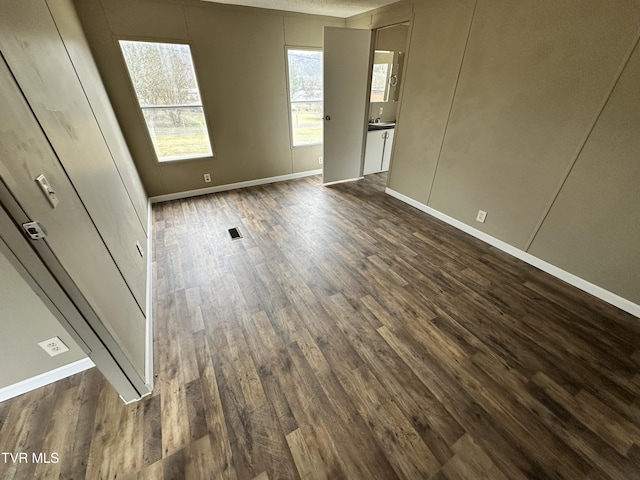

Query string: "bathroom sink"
[[368, 121, 395, 130]]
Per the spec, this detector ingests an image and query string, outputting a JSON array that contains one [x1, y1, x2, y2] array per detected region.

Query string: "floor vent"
[[228, 227, 242, 240]]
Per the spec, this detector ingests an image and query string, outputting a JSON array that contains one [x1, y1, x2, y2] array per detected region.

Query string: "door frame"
[[365, 15, 415, 185]]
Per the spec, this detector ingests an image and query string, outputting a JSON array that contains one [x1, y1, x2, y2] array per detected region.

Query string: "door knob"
[[324, 115, 331, 121]]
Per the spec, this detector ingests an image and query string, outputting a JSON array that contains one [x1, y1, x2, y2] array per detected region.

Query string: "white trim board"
[[0, 357, 95, 403], [385, 187, 640, 319], [150, 169, 322, 204], [322, 176, 365, 186], [145, 199, 154, 392]]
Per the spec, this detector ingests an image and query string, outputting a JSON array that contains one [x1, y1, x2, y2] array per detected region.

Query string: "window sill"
[[157, 154, 215, 166], [292, 143, 323, 149]]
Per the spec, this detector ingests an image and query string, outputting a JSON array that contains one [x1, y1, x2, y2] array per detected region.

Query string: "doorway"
[[364, 22, 411, 190], [322, 20, 412, 187]]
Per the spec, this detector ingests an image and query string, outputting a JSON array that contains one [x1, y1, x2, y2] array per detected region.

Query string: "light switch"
[[35, 174, 59, 208]]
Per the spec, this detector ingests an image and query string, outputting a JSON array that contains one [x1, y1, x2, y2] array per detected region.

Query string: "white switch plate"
[[476, 210, 488, 223], [203, 173, 212, 183], [38, 337, 69, 357], [35, 174, 59, 208]]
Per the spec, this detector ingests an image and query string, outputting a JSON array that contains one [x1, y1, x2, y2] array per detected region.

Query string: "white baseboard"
[[385, 187, 640, 319], [119, 389, 152, 405], [322, 176, 365, 186], [150, 169, 322, 204], [0, 357, 95, 403]]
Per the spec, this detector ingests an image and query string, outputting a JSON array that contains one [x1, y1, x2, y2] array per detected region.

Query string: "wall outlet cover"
[[38, 337, 70, 357], [476, 210, 488, 223], [203, 173, 212, 183]]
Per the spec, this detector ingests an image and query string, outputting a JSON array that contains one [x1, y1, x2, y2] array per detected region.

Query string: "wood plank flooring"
[[2, 172, 640, 479]]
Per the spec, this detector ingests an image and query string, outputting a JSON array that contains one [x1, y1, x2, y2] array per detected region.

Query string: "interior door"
[[323, 27, 372, 184]]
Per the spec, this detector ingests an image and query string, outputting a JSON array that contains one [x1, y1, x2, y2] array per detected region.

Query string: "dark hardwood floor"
[[2, 172, 640, 479]]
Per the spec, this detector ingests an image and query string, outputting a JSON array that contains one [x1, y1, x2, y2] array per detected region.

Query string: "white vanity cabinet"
[[363, 127, 394, 175]]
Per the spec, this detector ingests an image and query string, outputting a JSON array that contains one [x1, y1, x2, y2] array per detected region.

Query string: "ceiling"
[[199, 0, 400, 18]]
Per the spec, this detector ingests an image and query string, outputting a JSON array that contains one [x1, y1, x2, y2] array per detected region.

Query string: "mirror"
[[370, 50, 394, 103], [368, 23, 409, 122]]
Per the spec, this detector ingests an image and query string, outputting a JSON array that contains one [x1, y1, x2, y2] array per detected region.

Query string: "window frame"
[[117, 38, 215, 164], [285, 46, 324, 148]]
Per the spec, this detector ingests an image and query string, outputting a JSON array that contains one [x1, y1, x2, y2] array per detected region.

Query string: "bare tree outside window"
[[119, 41, 213, 162]]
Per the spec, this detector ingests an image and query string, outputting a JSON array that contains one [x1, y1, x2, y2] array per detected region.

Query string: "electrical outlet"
[[476, 210, 488, 223], [203, 173, 211, 183], [318, 156, 323, 165], [38, 337, 69, 357], [378, 107, 384, 115]]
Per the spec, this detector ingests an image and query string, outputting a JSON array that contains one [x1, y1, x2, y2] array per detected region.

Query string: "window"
[[119, 40, 213, 162], [287, 49, 323, 147]]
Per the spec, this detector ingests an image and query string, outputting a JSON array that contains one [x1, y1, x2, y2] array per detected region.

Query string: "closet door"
[[0, 55, 149, 401], [0, 0, 148, 314]]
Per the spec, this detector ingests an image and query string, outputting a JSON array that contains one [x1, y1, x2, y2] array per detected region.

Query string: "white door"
[[0, 56, 150, 403], [323, 27, 372, 184]]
